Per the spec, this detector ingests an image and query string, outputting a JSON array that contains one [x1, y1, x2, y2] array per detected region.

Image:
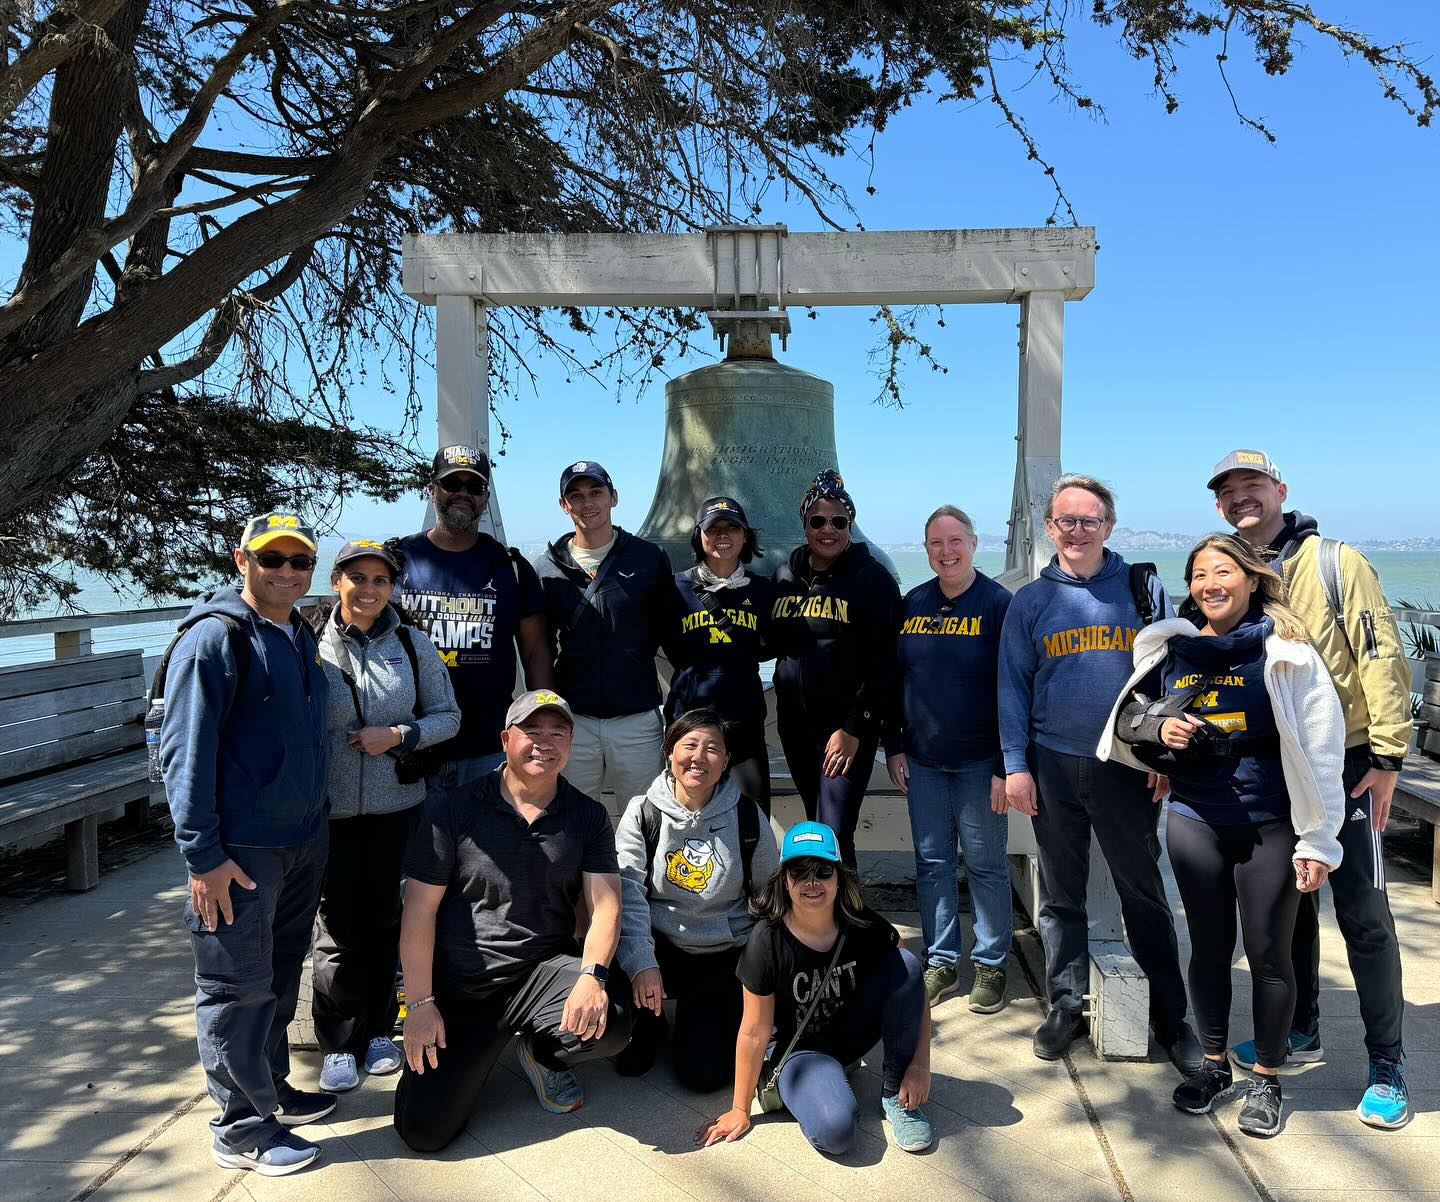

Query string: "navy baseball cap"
[[696, 496, 749, 531], [240, 512, 318, 553], [333, 538, 403, 574], [780, 821, 842, 865], [560, 460, 614, 494], [432, 445, 491, 484]]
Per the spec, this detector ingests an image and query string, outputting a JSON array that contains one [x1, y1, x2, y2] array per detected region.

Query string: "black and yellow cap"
[[240, 512, 319, 553]]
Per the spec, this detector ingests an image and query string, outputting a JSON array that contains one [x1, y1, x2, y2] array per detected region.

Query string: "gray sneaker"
[[968, 964, 1008, 1014], [923, 962, 959, 1004], [212, 1131, 319, 1176]]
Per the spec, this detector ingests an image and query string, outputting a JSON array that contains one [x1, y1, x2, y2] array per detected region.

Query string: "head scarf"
[[799, 468, 856, 520]]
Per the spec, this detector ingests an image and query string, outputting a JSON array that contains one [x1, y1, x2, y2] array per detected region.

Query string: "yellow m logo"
[[709, 627, 732, 645]]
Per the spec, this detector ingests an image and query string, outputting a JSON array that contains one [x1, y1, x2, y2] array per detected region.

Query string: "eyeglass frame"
[[1046, 514, 1107, 534]]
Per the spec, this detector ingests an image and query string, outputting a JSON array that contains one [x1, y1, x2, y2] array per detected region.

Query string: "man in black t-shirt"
[[395, 446, 553, 785], [392, 690, 634, 1153]]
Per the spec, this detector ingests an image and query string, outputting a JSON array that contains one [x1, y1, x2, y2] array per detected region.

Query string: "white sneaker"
[[364, 1036, 403, 1076], [319, 1053, 360, 1093], [212, 1131, 319, 1176]]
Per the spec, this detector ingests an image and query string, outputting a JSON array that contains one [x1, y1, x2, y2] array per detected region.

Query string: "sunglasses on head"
[[437, 476, 488, 496], [246, 549, 317, 571], [806, 514, 850, 531], [786, 860, 837, 882]]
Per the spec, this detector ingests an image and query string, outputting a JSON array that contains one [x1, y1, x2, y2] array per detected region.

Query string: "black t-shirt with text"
[[737, 908, 900, 1056], [403, 771, 618, 999]]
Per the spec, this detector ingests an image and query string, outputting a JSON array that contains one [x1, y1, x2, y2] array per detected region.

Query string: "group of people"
[[157, 443, 1415, 1178]]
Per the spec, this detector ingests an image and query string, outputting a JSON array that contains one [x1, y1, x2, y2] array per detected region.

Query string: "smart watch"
[[579, 962, 609, 984]]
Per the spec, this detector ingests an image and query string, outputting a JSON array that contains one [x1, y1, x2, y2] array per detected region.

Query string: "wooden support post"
[[65, 815, 100, 892], [1432, 824, 1438, 906], [433, 294, 505, 541], [54, 628, 93, 658]]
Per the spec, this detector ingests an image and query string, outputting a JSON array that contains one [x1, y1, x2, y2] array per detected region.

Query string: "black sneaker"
[[273, 1083, 337, 1127], [1173, 1059, 1237, 1114], [1237, 1076, 1283, 1138], [614, 1009, 667, 1077]]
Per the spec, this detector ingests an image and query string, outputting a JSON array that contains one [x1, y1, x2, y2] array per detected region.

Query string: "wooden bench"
[[0, 650, 155, 891], [1394, 751, 1440, 906]]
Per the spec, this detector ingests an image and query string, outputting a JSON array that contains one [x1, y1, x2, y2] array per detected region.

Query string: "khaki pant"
[[563, 709, 663, 807]]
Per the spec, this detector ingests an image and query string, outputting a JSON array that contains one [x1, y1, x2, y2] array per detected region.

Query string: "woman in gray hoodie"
[[309, 540, 460, 1095], [614, 709, 779, 1090]]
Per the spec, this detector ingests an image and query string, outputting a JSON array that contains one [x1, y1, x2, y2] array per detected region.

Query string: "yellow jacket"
[[1279, 537, 1413, 765]]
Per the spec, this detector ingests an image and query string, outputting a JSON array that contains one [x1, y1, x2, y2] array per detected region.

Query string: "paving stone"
[[0, 1155, 113, 1199]]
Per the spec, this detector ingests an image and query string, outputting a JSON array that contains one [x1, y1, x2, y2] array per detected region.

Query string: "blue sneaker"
[[516, 1035, 584, 1113], [212, 1130, 319, 1176], [1357, 1057, 1411, 1129], [364, 1036, 403, 1076], [1230, 1029, 1323, 1071], [881, 1094, 933, 1152]]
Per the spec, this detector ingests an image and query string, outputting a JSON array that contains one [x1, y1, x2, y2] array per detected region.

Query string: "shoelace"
[[1368, 1058, 1405, 1097], [1245, 1080, 1281, 1120]]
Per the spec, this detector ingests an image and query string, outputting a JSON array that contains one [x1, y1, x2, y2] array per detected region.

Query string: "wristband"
[[406, 995, 435, 1013]]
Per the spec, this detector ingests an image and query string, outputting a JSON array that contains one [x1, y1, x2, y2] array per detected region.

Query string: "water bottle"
[[145, 697, 165, 784]]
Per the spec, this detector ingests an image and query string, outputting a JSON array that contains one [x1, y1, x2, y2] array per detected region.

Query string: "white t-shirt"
[[570, 535, 615, 578]]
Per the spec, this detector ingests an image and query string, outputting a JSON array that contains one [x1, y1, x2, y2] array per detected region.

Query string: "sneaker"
[[273, 1083, 338, 1127], [923, 962, 959, 1004], [1230, 1029, 1323, 1071], [212, 1130, 320, 1176], [881, 1094, 934, 1152], [1172, 1059, 1238, 1114], [364, 1036, 403, 1076], [515, 1035, 584, 1113], [968, 964, 1007, 1014], [319, 1053, 360, 1093], [1357, 1056, 1411, 1130], [1237, 1076, 1283, 1138]]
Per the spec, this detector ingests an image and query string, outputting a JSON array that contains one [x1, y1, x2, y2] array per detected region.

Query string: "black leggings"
[[627, 935, 744, 1093], [777, 716, 876, 868], [1166, 811, 1301, 1070]]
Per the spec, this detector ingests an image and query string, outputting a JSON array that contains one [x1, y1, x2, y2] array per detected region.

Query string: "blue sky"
[[339, 4, 1440, 548]]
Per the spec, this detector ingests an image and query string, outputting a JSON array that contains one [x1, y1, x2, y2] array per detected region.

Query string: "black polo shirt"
[[404, 769, 618, 999]]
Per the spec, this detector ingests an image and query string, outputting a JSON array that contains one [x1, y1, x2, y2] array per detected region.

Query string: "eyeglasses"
[[786, 861, 837, 882], [343, 572, 393, 587], [437, 476, 488, 496], [806, 514, 850, 531], [1047, 515, 1105, 533], [246, 550, 318, 571]]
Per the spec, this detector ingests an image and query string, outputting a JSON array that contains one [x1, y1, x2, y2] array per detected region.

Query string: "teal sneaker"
[[516, 1035, 584, 1113], [1357, 1056, 1411, 1129], [1229, 1029, 1323, 1071], [881, 1094, 933, 1152]]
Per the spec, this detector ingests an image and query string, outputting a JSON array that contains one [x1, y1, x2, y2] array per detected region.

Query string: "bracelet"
[[406, 995, 435, 1014]]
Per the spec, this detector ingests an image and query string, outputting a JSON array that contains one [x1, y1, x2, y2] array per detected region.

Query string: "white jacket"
[[1096, 617, 1346, 868]]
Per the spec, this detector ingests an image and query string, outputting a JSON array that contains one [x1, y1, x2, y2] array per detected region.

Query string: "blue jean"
[[187, 833, 328, 1151], [906, 758, 1012, 969], [776, 947, 924, 1155]]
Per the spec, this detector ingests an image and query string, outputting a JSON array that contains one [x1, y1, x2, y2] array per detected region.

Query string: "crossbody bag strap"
[[569, 546, 622, 630], [684, 566, 739, 636], [326, 620, 368, 727], [761, 931, 847, 1095]]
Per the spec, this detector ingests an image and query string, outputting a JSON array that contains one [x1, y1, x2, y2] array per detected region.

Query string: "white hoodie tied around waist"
[[1096, 617, 1347, 869]]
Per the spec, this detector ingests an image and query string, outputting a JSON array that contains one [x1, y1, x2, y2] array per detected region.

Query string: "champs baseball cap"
[[780, 821, 842, 865], [559, 460, 614, 495], [240, 512, 318, 553], [505, 689, 575, 729], [1207, 449, 1282, 491], [432, 445, 492, 484], [333, 538, 403, 574], [696, 496, 750, 531]]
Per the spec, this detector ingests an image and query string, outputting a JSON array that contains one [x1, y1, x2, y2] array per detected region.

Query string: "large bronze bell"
[[636, 323, 899, 581]]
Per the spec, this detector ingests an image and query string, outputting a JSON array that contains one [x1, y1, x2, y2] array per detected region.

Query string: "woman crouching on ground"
[[613, 709, 779, 1087], [696, 821, 934, 1155], [1099, 533, 1344, 1138]]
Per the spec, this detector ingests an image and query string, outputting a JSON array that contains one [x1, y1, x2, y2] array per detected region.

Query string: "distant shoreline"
[[880, 530, 1440, 555]]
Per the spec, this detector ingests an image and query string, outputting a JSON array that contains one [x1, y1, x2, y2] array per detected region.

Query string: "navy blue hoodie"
[[769, 541, 901, 739], [159, 587, 330, 874], [998, 550, 1169, 773]]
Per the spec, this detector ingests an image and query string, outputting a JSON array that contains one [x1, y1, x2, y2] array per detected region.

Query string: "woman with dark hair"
[[309, 540, 460, 1094], [696, 822, 933, 1156], [662, 497, 776, 813], [1099, 532, 1345, 1138], [613, 709, 779, 1088], [769, 470, 901, 865]]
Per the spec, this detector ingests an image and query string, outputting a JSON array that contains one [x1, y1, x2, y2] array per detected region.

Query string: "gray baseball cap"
[[504, 689, 574, 729], [1207, 449, 1282, 491]]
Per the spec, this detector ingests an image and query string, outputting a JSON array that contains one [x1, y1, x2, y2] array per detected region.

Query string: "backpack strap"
[[1128, 562, 1159, 626], [1316, 537, 1348, 643], [737, 793, 760, 898], [150, 613, 248, 705], [393, 622, 423, 718], [639, 797, 663, 901]]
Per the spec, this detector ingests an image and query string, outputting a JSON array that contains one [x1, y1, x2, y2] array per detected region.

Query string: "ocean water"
[[1, 545, 1435, 669]]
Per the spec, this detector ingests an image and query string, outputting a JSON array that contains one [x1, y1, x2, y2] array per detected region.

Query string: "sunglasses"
[[786, 860, 837, 882], [246, 550, 318, 571], [437, 476, 488, 496], [806, 514, 850, 531]]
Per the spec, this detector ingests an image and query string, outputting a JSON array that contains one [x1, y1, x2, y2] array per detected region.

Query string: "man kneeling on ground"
[[393, 690, 635, 1152]]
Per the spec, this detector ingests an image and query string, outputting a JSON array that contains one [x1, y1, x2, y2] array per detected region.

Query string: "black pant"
[[1291, 746, 1404, 1060], [1031, 745, 1188, 1029], [1166, 812, 1300, 1069], [778, 714, 876, 867], [311, 808, 419, 1057], [628, 935, 744, 1093], [730, 752, 772, 818], [393, 954, 635, 1152]]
